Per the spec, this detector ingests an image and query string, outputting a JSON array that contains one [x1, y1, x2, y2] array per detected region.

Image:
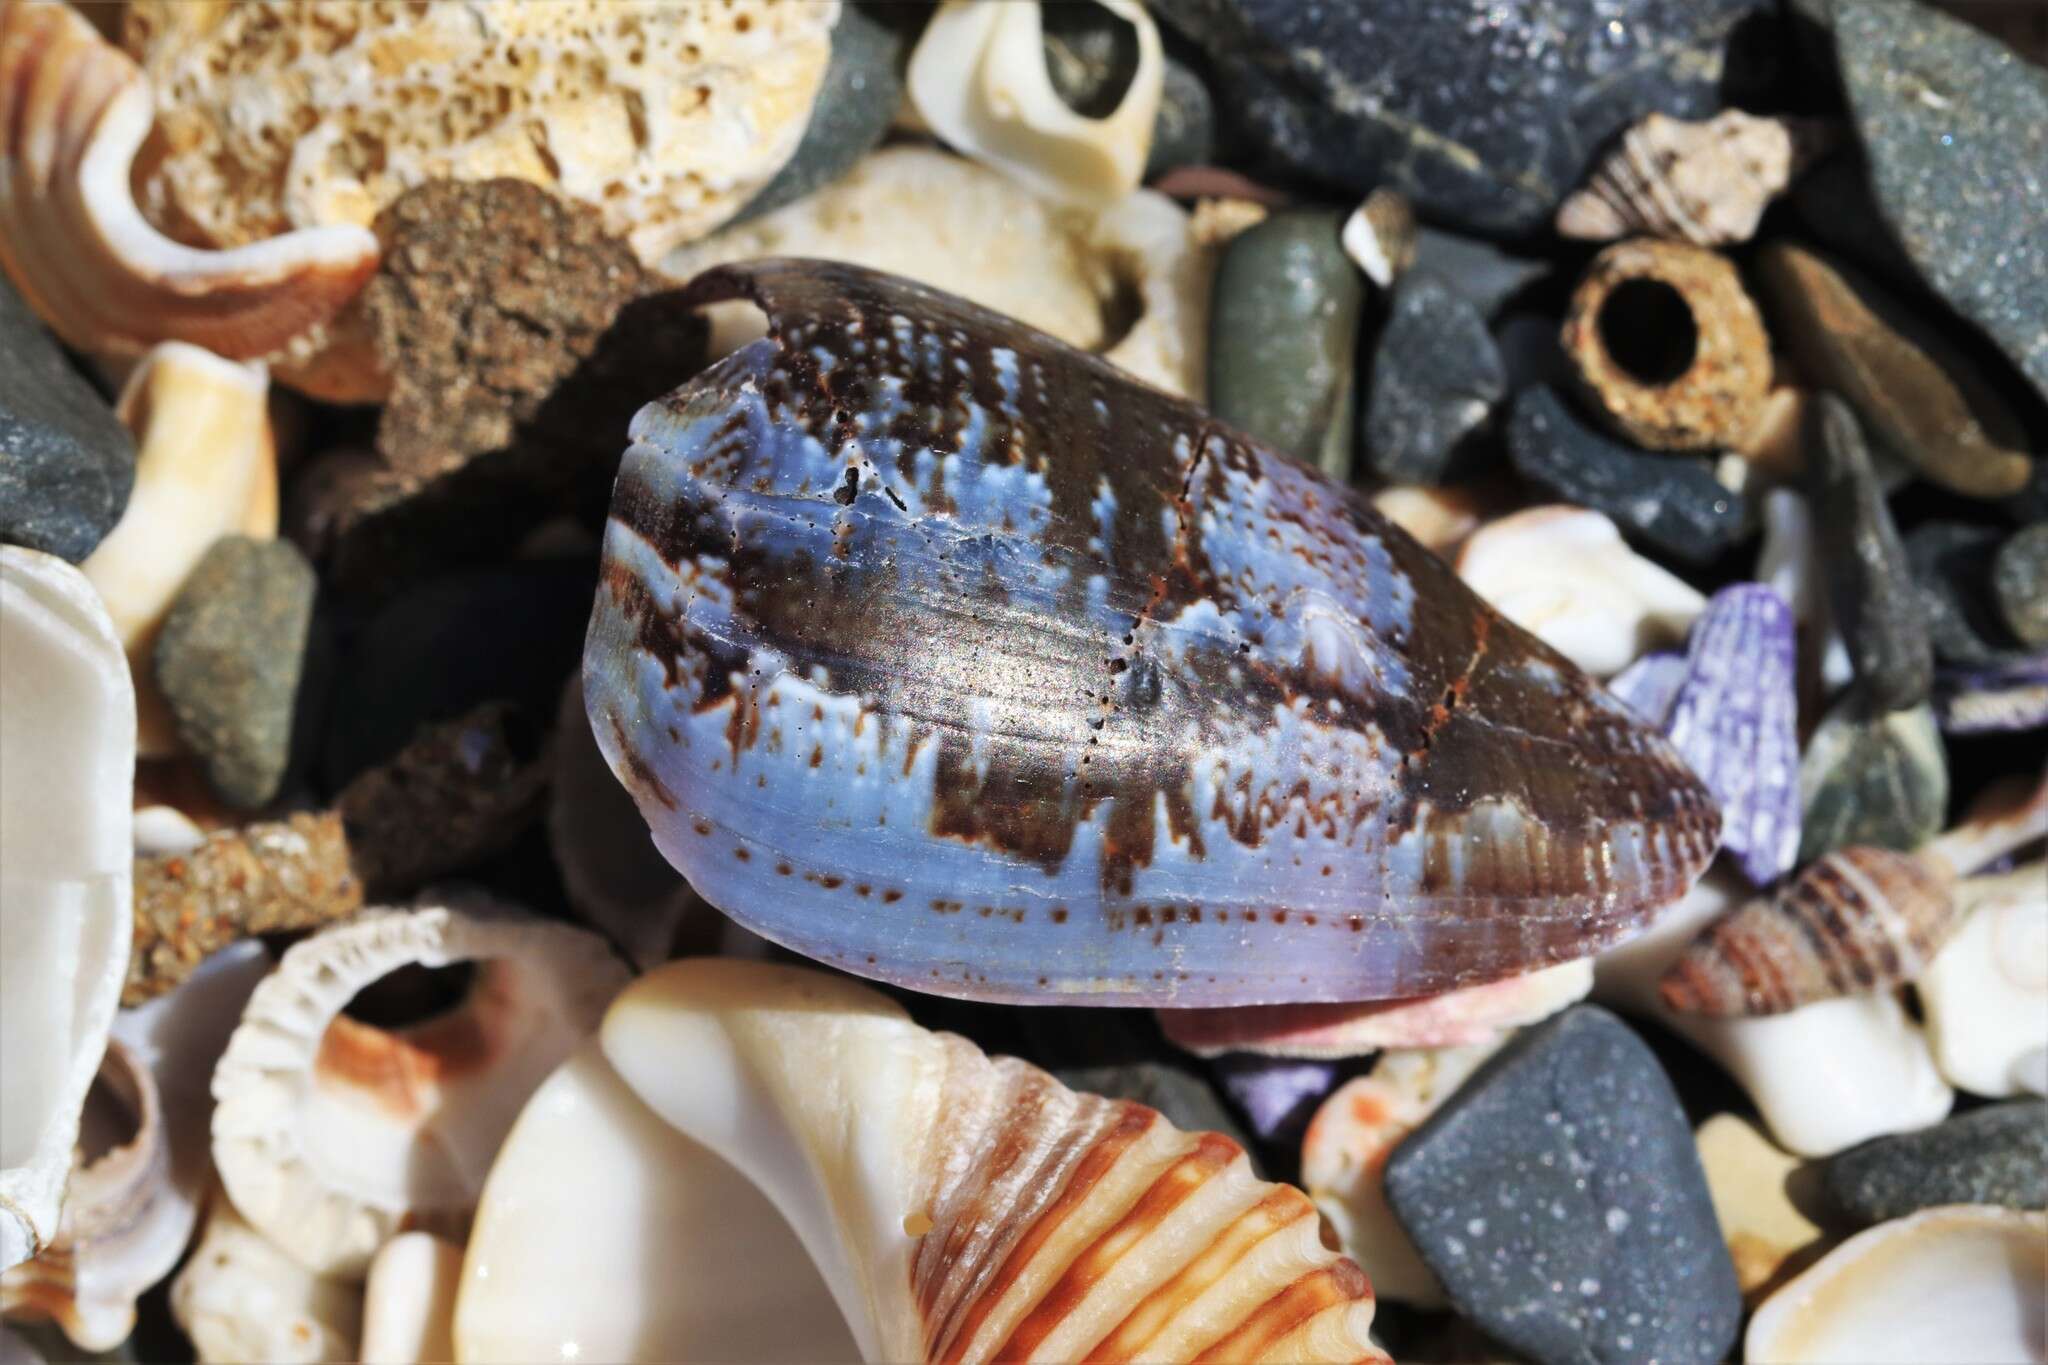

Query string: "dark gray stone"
[[1207, 209, 1362, 477], [1994, 523, 2048, 648], [1824, 1100, 2048, 1226], [1362, 272, 1504, 486], [1904, 521, 2032, 669], [1506, 386, 1749, 566], [1412, 230, 1550, 317], [1150, 0, 1770, 235], [1797, 694, 1948, 863], [1055, 1062, 1254, 1158], [730, 3, 905, 225], [1836, 0, 2048, 399], [154, 537, 318, 810], [0, 276, 134, 562], [1811, 394, 1934, 712], [1146, 54, 1217, 179], [1384, 1007, 1740, 1365]]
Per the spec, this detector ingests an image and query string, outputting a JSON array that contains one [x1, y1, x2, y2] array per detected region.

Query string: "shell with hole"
[[169, 1194, 360, 1365], [0, 548, 133, 1271], [209, 902, 628, 1278], [0, 1, 377, 365], [602, 959, 1393, 1364]]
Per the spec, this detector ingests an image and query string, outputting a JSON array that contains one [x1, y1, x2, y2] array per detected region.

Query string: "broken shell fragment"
[[210, 903, 628, 1277], [1341, 189, 1418, 288], [909, 1, 1163, 208], [1693, 1114, 1829, 1304], [0, 1, 377, 362], [169, 1195, 360, 1365], [1920, 862, 2048, 1099], [1556, 111, 1831, 247], [585, 260, 1720, 1006], [1744, 1206, 2046, 1365], [603, 959, 1391, 1364], [358, 1233, 460, 1365], [0, 548, 134, 1272]]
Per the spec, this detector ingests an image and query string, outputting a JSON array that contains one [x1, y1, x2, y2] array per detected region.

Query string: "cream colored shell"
[[1920, 862, 2048, 1098], [121, 1, 836, 267], [170, 1196, 361, 1365], [1557, 110, 1829, 247], [359, 1233, 461, 1365]]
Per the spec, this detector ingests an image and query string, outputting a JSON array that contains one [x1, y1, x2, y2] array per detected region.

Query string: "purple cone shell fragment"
[[582, 259, 1720, 1005]]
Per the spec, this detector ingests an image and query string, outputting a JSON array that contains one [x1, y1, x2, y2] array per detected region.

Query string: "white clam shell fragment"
[[1920, 862, 2048, 1098], [360, 1232, 461, 1365], [210, 903, 629, 1278], [1457, 506, 1706, 678], [0, 548, 134, 1272], [454, 1040, 856, 1365], [1745, 1206, 2047, 1365], [909, 0, 1163, 208], [602, 960, 1389, 1365], [170, 1195, 361, 1365]]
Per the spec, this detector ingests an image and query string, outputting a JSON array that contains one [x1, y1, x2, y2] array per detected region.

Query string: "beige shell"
[[210, 902, 629, 1278], [121, 1, 835, 268], [1693, 1114, 1830, 1304], [358, 1233, 460, 1365], [908, 1, 1163, 208], [603, 959, 1390, 1365], [1921, 861, 2048, 1098], [0, 549, 134, 1272], [0, 1, 377, 363], [170, 1194, 361, 1365], [1556, 111, 1831, 247]]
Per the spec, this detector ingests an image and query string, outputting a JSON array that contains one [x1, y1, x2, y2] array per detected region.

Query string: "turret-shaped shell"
[[602, 959, 1391, 1364], [584, 260, 1721, 1006], [1556, 111, 1831, 246]]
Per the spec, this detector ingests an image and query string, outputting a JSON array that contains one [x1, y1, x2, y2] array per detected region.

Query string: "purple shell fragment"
[[1934, 656, 2048, 734], [1606, 650, 1686, 725], [1211, 1055, 1341, 1147]]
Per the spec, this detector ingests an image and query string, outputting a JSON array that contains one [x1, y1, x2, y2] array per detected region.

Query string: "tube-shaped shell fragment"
[[584, 260, 1721, 1005]]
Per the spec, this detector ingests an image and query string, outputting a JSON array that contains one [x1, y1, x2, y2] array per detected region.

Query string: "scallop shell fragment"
[[209, 903, 628, 1277], [0, 548, 134, 1271], [602, 959, 1392, 1364], [1556, 110, 1830, 247]]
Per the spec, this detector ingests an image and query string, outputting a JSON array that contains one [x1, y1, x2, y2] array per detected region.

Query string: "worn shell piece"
[[453, 1040, 856, 1364], [1934, 657, 2048, 735], [210, 903, 628, 1278], [0, 548, 134, 1272], [602, 959, 1390, 1364], [1556, 111, 1830, 246], [169, 1195, 360, 1365], [1456, 506, 1706, 679], [1561, 237, 1772, 451], [1157, 960, 1592, 1060], [1744, 1206, 2047, 1365], [1340, 189, 1417, 289], [909, 1, 1163, 208], [586, 260, 1721, 1006], [0, 2, 377, 363], [1921, 863, 2048, 1098], [1693, 1114, 1829, 1304], [358, 1233, 459, 1365]]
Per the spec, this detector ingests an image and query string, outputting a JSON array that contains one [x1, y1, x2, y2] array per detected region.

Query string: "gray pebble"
[[1905, 521, 2033, 668], [1824, 1100, 2048, 1226], [1146, 54, 1217, 180], [1362, 272, 1503, 486], [1797, 694, 1948, 864], [1993, 522, 2048, 648], [0, 276, 134, 562]]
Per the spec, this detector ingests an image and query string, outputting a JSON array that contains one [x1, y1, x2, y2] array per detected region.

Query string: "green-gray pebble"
[[1797, 694, 1947, 864], [1207, 209, 1363, 478], [1823, 1100, 2048, 1225], [1993, 522, 2048, 647], [155, 536, 318, 810], [0, 276, 135, 562]]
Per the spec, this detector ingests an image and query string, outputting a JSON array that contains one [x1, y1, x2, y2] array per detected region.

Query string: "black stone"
[[0, 276, 134, 562], [1811, 394, 1934, 712], [1507, 386, 1748, 566], [1823, 1100, 2048, 1226], [1904, 521, 2033, 669], [1384, 1007, 1741, 1365], [1361, 272, 1505, 486], [1994, 522, 2048, 648], [1149, 0, 1770, 236]]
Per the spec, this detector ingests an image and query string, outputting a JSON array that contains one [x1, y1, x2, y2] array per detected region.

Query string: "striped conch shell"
[[1555, 110, 1833, 247], [602, 959, 1390, 1364], [0, 0, 376, 363], [1661, 770, 2048, 1017]]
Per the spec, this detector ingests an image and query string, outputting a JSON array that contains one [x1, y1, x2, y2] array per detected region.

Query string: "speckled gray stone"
[[1905, 521, 2033, 668], [0, 275, 134, 562], [1823, 1100, 2048, 1226], [1836, 1, 2048, 399], [1362, 271, 1504, 485], [1797, 695, 1948, 863], [1149, 0, 1770, 235], [1384, 1006, 1740, 1365], [1994, 522, 2048, 648]]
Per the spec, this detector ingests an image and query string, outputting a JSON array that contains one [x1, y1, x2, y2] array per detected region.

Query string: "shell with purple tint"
[[582, 259, 1721, 1005]]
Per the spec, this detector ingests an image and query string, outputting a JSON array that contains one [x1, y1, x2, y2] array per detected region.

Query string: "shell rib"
[[602, 959, 1391, 1365], [0, 0, 377, 361], [584, 260, 1721, 1006]]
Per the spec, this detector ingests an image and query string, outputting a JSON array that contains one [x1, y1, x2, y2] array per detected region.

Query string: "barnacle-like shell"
[[455, 1040, 856, 1364], [1921, 862, 2048, 1098], [909, 1, 1163, 208], [1556, 111, 1830, 247], [81, 342, 276, 755], [359, 1233, 460, 1365], [603, 959, 1392, 1364], [210, 903, 628, 1277], [170, 1195, 360, 1365], [0, 1, 377, 362], [585, 261, 1720, 1006], [0, 548, 133, 1271], [1745, 1206, 2047, 1365]]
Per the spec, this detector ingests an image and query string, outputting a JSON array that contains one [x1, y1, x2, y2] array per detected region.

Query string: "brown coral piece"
[[1561, 238, 1772, 451]]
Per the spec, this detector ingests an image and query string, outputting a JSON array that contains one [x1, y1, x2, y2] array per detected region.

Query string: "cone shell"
[[1659, 846, 1957, 1017], [1556, 111, 1829, 247], [602, 959, 1391, 1364]]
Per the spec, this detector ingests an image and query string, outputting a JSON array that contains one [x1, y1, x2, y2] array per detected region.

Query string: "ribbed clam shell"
[[584, 259, 1721, 1005], [1555, 111, 1828, 247], [1659, 847, 1956, 1017]]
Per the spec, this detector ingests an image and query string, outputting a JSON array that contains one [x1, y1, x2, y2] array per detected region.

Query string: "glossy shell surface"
[[585, 260, 1720, 1005]]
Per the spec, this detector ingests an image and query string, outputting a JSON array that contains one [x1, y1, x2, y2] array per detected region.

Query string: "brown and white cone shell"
[[602, 959, 1390, 1365], [1556, 110, 1831, 247], [1659, 847, 1957, 1017]]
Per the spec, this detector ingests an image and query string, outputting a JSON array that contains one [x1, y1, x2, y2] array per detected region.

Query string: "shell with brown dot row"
[[582, 259, 1721, 1005]]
